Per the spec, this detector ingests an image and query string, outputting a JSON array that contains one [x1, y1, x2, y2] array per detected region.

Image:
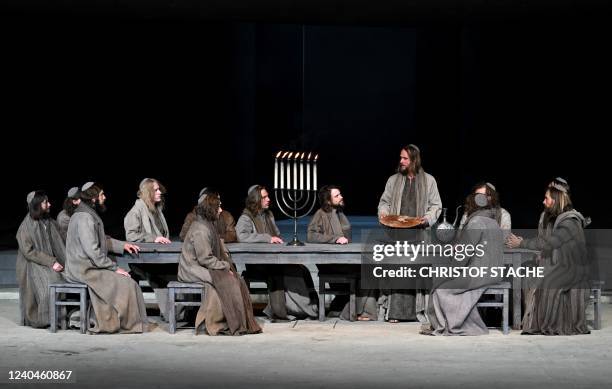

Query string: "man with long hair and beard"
[[308, 185, 378, 321], [124, 178, 175, 321], [16, 190, 65, 328], [56, 186, 80, 242], [237, 185, 318, 321], [178, 192, 261, 335], [377, 144, 442, 324], [64, 182, 149, 334], [179, 187, 237, 243], [507, 178, 591, 335]]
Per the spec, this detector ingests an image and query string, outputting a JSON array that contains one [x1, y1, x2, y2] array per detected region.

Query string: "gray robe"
[[378, 170, 442, 322], [519, 210, 590, 335], [124, 199, 169, 242], [16, 215, 65, 328], [237, 210, 318, 319], [65, 203, 148, 334], [124, 198, 174, 320], [307, 208, 378, 320], [459, 207, 511, 239], [56, 210, 71, 242], [377, 170, 442, 226], [428, 209, 504, 336]]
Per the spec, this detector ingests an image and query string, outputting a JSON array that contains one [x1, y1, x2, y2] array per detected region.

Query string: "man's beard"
[[397, 164, 409, 176], [333, 202, 345, 211], [41, 209, 51, 219], [95, 202, 107, 214]]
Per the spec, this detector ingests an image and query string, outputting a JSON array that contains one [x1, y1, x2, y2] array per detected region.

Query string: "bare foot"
[[388, 319, 399, 323], [357, 315, 371, 321]]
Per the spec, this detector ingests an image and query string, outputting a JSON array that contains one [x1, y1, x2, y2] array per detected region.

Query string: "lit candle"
[[293, 153, 297, 190], [306, 152, 311, 191], [281, 152, 288, 189], [286, 152, 293, 190], [314, 154, 318, 190], [299, 152, 304, 190], [274, 151, 282, 189]]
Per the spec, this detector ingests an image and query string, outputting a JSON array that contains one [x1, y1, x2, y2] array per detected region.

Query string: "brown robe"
[[180, 208, 237, 243], [178, 216, 261, 335], [16, 215, 65, 328], [64, 203, 149, 334]]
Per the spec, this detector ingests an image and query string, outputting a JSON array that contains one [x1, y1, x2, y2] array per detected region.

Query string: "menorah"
[[273, 151, 318, 246]]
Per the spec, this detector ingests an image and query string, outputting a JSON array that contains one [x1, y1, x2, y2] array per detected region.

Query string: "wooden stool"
[[167, 281, 204, 334], [318, 274, 358, 321], [590, 280, 604, 330], [49, 283, 88, 334], [477, 281, 510, 335]]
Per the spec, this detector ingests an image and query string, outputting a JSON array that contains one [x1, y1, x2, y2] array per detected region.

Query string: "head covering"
[[67, 186, 79, 198], [81, 182, 94, 192], [198, 187, 209, 198], [26, 191, 35, 204], [485, 182, 496, 191], [139, 178, 151, 188], [248, 185, 259, 195], [555, 177, 568, 185], [407, 144, 420, 153]]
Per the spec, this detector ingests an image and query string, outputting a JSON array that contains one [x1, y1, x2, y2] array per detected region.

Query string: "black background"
[[1, 0, 610, 247]]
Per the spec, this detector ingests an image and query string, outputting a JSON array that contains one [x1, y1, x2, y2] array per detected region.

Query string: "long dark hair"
[[319, 185, 340, 213], [28, 191, 50, 220], [196, 192, 220, 222], [399, 144, 422, 176], [543, 186, 574, 228], [62, 197, 79, 217], [245, 185, 266, 215], [464, 182, 501, 217]]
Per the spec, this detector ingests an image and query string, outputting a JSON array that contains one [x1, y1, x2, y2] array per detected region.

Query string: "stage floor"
[[0, 299, 609, 389]]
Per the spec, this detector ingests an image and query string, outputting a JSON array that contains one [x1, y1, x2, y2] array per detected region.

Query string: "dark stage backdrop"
[[1, 9, 610, 248]]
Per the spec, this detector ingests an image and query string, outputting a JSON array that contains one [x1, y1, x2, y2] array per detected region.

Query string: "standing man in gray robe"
[[424, 194, 504, 335], [377, 144, 442, 323], [124, 178, 174, 320], [308, 185, 378, 320], [65, 182, 149, 334], [16, 191, 65, 328], [237, 185, 318, 320], [56, 186, 80, 242]]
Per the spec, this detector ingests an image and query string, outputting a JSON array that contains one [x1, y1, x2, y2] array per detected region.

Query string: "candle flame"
[[282, 151, 289, 158], [307, 152, 312, 160], [287, 152, 294, 159], [300, 152, 305, 159], [276, 151, 283, 158], [314, 154, 319, 161]]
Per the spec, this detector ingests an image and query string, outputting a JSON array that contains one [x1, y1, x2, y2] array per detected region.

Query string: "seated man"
[[178, 192, 261, 335], [16, 190, 65, 328], [65, 182, 148, 334], [237, 185, 318, 321], [180, 187, 237, 243], [423, 193, 504, 336], [124, 178, 176, 320], [56, 186, 80, 242], [308, 185, 377, 320]]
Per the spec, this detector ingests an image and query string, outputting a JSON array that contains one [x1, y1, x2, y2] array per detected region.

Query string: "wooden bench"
[[167, 281, 204, 334], [49, 283, 88, 334], [318, 274, 358, 321], [477, 281, 510, 335]]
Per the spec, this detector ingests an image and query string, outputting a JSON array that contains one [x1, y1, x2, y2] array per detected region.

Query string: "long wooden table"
[[123, 242, 538, 329]]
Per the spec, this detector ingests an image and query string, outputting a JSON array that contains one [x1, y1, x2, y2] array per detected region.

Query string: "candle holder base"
[[286, 238, 305, 246]]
